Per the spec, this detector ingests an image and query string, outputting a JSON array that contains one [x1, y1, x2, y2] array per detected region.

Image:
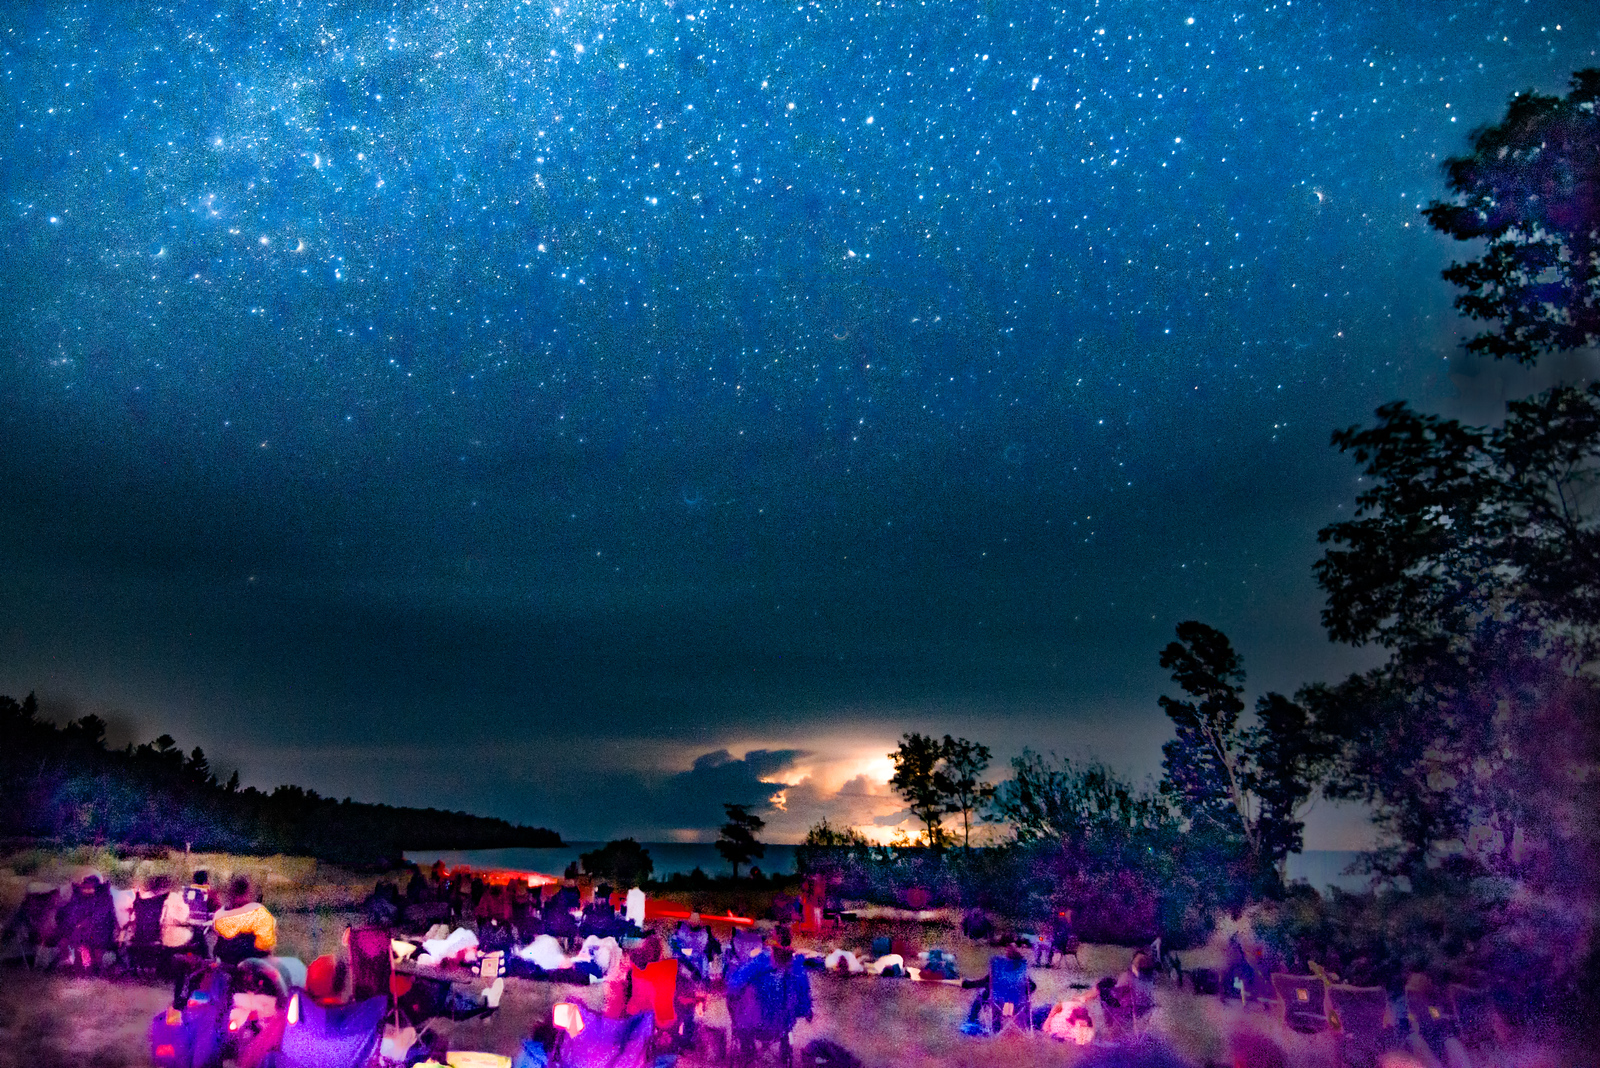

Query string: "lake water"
[[406, 843, 802, 881], [406, 844, 1370, 893]]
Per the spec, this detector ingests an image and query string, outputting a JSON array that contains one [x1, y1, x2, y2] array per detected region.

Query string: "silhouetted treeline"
[[0, 693, 561, 867]]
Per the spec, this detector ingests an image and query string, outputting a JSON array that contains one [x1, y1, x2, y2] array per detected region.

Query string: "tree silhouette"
[[716, 803, 766, 878], [1158, 622, 1328, 890], [1313, 386, 1600, 885], [933, 735, 995, 848], [1423, 69, 1600, 362], [889, 732, 949, 848]]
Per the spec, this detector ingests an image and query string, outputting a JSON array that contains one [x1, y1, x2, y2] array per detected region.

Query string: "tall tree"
[[1423, 69, 1600, 362], [889, 732, 950, 848], [1157, 622, 1326, 888], [1245, 692, 1331, 880], [716, 803, 766, 878], [933, 735, 995, 848], [1159, 622, 1253, 845], [1313, 387, 1600, 885]]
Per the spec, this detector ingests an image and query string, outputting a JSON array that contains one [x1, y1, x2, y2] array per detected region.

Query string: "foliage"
[[579, 837, 654, 888], [1312, 388, 1600, 893], [715, 803, 766, 878], [1422, 69, 1600, 362], [992, 751, 1219, 947], [932, 735, 995, 848], [0, 691, 562, 866], [887, 733, 997, 848], [1158, 622, 1251, 840], [1156, 622, 1328, 891], [795, 818, 870, 882], [888, 733, 951, 848]]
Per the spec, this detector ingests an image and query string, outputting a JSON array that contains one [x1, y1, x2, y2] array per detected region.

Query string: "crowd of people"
[[1, 867, 280, 977]]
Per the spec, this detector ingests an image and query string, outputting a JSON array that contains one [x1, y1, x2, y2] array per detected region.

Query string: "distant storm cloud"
[[645, 748, 806, 830]]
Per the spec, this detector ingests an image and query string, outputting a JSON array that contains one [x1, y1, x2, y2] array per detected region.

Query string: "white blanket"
[[513, 933, 571, 971], [416, 927, 478, 966], [824, 949, 864, 974]]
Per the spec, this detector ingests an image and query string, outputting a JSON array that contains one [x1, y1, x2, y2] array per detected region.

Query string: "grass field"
[[0, 848, 1574, 1068]]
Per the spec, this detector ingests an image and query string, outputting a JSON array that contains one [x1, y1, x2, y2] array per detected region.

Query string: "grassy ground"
[[0, 849, 1575, 1067]]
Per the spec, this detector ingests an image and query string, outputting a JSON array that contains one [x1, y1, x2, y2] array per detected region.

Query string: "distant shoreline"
[[406, 844, 1371, 892]]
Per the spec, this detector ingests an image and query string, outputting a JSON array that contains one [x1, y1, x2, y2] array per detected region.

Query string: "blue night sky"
[[1, 0, 1595, 843]]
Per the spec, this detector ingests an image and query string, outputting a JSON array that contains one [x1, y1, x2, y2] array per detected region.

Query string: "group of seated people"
[[8, 868, 280, 976], [362, 865, 641, 954]]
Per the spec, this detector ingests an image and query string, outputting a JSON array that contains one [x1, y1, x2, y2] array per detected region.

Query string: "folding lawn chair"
[[274, 990, 388, 1068], [126, 893, 176, 978], [551, 1001, 654, 1068], [1272, 973, 1330, 1034], [727, 950, 810, 1067], [626, 957, 681, 1051], [986, 954, 1034, 1034], [1328, 984, 1390, 1068]]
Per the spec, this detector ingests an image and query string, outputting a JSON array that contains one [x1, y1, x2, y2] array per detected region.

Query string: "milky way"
[[1, 0, 1595, 839]]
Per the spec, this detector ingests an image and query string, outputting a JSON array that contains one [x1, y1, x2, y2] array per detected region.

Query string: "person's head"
[[192, 870, 209, 887], [147, 874, 173, 895], [229, 875, 254, 906]]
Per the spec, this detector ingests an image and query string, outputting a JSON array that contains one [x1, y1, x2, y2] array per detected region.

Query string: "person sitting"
[[57, 874, 117, 974], [961, 947, 1036, 1030], [212, 877, 277, 965], [404, 867, 428, 903], [670, 915, 711, 980], [183, 870, 218, 925], [1117, 951, 1158, 1016], [1036, 909, 1077, 968], [961, 907, 996, 942]]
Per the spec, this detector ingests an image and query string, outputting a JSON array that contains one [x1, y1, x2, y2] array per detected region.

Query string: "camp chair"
[[349, 925, 452, 1033], [126, 893, 175, 978], [986, 955, 1034, 1034], [727, 951, 808, 1067], [1100, 986, 1136, 1039], [552, 1001, 654, 1068], [626, 958, 681, 1050], [1272, 973, 1330, 1034], [349, 927, 399, 1005], [1449, 985, 1495, 1049], [275, 991, 387, 1068], [1405, 986, 1456, 1061], [1328, 984, 1390, 1068], [1, 887, 59, 967]]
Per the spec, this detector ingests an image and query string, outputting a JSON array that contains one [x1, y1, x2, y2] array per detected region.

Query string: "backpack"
[[182, 885, 213, 923]]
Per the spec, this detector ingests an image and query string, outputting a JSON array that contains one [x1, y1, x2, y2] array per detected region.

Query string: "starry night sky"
[[1, 0, 1596, 843]]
